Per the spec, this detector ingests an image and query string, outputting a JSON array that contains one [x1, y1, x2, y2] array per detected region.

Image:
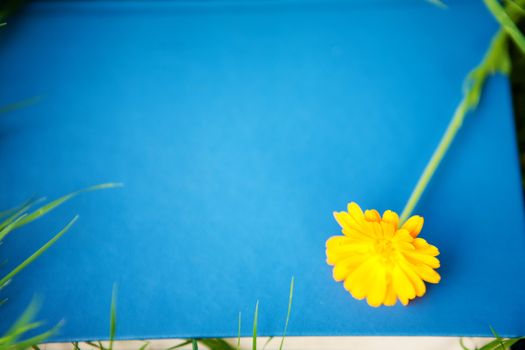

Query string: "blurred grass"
[[509, 14, 525, 195]]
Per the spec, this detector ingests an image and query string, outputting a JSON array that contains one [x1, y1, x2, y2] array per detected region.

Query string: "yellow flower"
[[326, 202, 440, 307]]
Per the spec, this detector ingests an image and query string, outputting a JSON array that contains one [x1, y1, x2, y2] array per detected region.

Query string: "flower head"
[[326, 202, 440, 307]]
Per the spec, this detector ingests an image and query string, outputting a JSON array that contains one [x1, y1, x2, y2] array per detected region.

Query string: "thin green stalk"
[[400, 0, 525, 223], [484, 0, 525, 54], [399, 30, 509, 223], [252, 301, 259, 350], [236, 312, 241, 350], [278, 277, 294, 350], [108, 285, 117, 350], [0, 216, 78, 287]]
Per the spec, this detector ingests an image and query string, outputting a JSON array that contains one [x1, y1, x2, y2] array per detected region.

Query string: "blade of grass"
[[237, 312, 241, 350], [0, 300, 60, 350], [4, 322, 61, 350], [139, 342, 150, 350], [13, 183, 122, 229], [0, 214, 28, 242], [0, 96, 41, 114], [109, 285, 117, 350], [2, 299, 41, 340], [459, 338, 471, 350], [0, 215, 78, 288], [252, 301, 258, 350], [0, 201, 29, 220], [484, 0, 525, 54], [490, 326, 505, 350], [507, 0, 525, 15], [165, 340, 192, 350], [426, 0, 447, 8], [278, 277, 294, 350], [198, 339, 235, 350], [478, 336, 525, 350], [262, 337, 273, 350], [192, 339, 198, 350], [0, 198, 44, 232]]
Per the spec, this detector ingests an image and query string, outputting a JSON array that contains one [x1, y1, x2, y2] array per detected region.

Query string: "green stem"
[[399, 30, 509, 223], [399, 99, 468, 223], [400, 0, 525, 222]]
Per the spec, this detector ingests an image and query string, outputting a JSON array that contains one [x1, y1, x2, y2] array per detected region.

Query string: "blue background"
[[0, 0, 524, 340]]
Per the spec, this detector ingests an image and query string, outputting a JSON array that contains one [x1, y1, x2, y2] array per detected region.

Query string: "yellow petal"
[[333, 211, 371, 239], [392, 266, 415, 304], [383, 282, 397, 306], [412, 264, 441, 284], [403, 250, 440, 269], [326, 235, 347, 249], [364, 209, 381, 222], [347, 202, 364, 220], [393, 229, 414, 243], [380, 221, 396, 239], [399, 260, 426, 297], [332, 255, 367, 281], [402, 215, 424, 238], [366, 266, 387, 307], [382, 210, 399, 229], [413, 238, 440, 257], [344, 258, 376, 300], [369, 221, 384, 239]]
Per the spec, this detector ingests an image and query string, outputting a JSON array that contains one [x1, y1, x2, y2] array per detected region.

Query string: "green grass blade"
[[85, 341, 101, 349], [0, 213, 28, 242], [507, 0, 525, 16], [484, 0, 525, 54], [0, 216, 78, 288], [278, 277, 294, 350], [165, 340, 192, 350], [139, 341, 150, 350], [0, 96, 41, 114], [426, 0, 447, 8], [479, 339, 507, 350], [5, 322, 61, 350], [237, 312, 241, 350], [14, 183, 122, 229], [109, 285, 117, 350], [501, 338, 525, 349], [198, 339, 235, 350], [2, 300, 40, 339], [478, 336, 525, 350], [0, 201, 28, 220], [0, 198, 44, 232], [0, 300, 60, 350], [459, 338, 470, 350], [192, 339, 198, 350], [252, 301, 259, 350], [262, 337, 273, 350], [490, 326, 505, 350]]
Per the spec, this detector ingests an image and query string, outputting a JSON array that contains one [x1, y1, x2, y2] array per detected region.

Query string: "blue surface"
[[0, 0, 524, 340]]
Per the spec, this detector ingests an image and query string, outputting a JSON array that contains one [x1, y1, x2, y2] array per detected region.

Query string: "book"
[[0, 0, 523, 340]]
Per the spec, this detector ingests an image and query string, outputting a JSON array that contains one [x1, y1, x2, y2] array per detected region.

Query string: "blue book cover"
[[0, 0, 524, 340]]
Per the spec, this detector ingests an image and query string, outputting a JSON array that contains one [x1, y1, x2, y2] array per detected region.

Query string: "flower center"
[[374, 239, 396, 265]]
